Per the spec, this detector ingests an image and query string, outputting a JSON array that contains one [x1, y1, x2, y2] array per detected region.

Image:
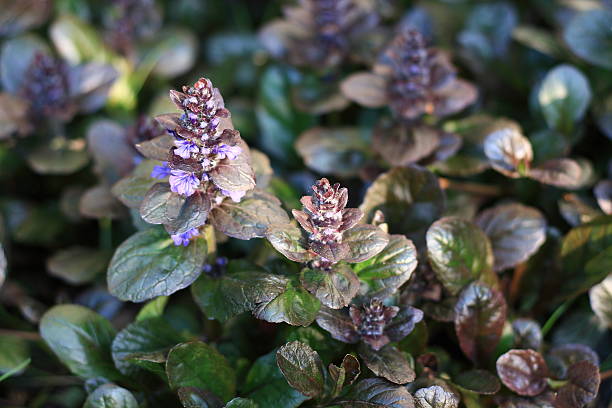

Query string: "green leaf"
[[49, 14, 110, 63], [148, 28, 197, 78], [139, 183, 184, 225], [475, 203, 546, 272], [301, 264, 359, 309], [226, 398, 259, 408], [459, 3, 517, 59], [26, 142, 90, 175], [192, 261, 285, 322], [333, 378, 414, 408], [537, 64, 591, 134], [426, 217, 497, 295], [266, 223, 314, 263], [39, 304, 121, 380], [256, 65, 315, 162], [252, 277, 320, 327], [166, 341, 236, 403], [47, 246, 111, 285], [243, 351, 308, 408], [136, 296, 169, 321], [295, 127, 370, 177], [276, 341, 326, 399], [360, 166, 445, 240], [558, 215, 612, 299], [589, 274, 612, 328], [414, 385, 459, 408], [454, 283, 507, 364], [564, 9, 612, 70], [108, 227, 207, 302], [210, 189, 290, 240], [358, 344, 415, 385], [112, 317, 187, 376], [353, 234, 417, 299], [83, 384, 138, 408], [0, 336, 29, 377], [112, 160, 161, 209], [453, 369, 500, 395]]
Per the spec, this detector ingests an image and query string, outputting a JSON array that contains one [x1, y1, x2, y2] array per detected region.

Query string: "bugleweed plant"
[[0, 1, 611, 408]]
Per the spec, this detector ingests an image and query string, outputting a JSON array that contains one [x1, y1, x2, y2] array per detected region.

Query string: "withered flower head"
[[20, 52, 75, 120], [153, 77, 255, 202], [260, 0, 377, 70], [350, 298, 399, 350], [292, 178, 362, 269]]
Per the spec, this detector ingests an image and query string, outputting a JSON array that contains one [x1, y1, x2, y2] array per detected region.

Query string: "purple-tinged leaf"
[[315, 306, 359, 344], [276, 341, 326, 399], [529, 159, 584, 189], [358, 343, 415, 385], [301, 264, 359, 309], [342, 224, 389, 263], [334, 378, 414, 408], [496, 349, 548, 396], [340, 72, 389, 108], [453, 369, 500, 395], [547, 344, 599, 380], [386, 306, 424, 342], [483, 122, 532, 178], [511, 318, 542, 350], [455, 282, 507, 363], [373, 123, 440, 167], [553, 361, 600, 408], [414, 385, 459, 408], [594, 180, 612, 214], [266, 223, 314, 263], [135, 134, 175, 161]]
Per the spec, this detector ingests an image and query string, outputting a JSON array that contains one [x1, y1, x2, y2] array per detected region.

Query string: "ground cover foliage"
[[0, 0, 611, 407]]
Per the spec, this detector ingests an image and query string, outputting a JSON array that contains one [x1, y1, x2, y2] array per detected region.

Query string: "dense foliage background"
[[0, 0, 611, 407]]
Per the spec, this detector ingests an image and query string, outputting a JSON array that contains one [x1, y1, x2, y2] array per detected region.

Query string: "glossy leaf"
[[252, 278, 320, 327], [47, 246, 111, 285], [426, 217, 496, 295], [83, 384, 138, 408], [385, 306, 424, 342], [454, 283, 507, 363], [475, 203, 546, 271], [192, 261, 286, 322], [358, 344, 415, 385], [537, 65, 591, 133], [483, 121, 532, 178], [511, 318, 542, 350], [243, 351, 308, 408], [39, 304, 121, 380], [301, 264, 359, 309], [360, 166, 445, 239], [342, 224, 389, 263], [163, 192, 210, 235], [353, 234, 417, 299], [414, 385, 459, 408], [340, 72, 389, 108], [112, 160, 161, 209], [594, 180, 612, 215], [374, 123, 441, 167], [0, 34, 49, 93], [211, 189, 289, 240], [453, 369, 500, 395], [166, 341, 236, 403], [177, 387, 223, 408], [315, 306, 360, 344], [547, 344, 599, 380], [111, 317, 187, 376], [107, 227, 207, 302], [266, 223, 313, 263], [0, 336, 29, 377], [276, 341, 326, 398], [496, 349, 548, 396], [140, 182, 184, 225], [334, 378, 414, 408], [529, 158, 585, 189]]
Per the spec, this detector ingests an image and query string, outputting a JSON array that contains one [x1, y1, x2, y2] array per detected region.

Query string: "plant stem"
[[541, 296, 577, 337], [99, 218, 112, 250], [0, 329, 41, 340]]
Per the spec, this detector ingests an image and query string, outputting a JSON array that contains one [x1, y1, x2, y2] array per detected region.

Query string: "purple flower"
[[174, 139, 199, 159], [171, 228, 199, 246], [151, 162, 171, 179], [169, 170, 200, 196], [221, 189, 246, 202], [215, 144, 242, 160]]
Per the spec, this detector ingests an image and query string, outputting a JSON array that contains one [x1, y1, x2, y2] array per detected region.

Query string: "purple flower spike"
[[171, 227, 199, 246], [169, 170, 200, 196], [174, 139, 199, 159], [221, 189, 246, 203], [151, 162, 171, 179], [216, 144, 242, 160]]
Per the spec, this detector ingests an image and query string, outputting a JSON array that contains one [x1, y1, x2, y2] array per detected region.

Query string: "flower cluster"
[[104, 0, 161, 56], [20, 52, 74, 120], [260, 0, 377, 70], [152, 77, 254, 202], [349, 298, 399, 350], [292, 178, 362, 269]]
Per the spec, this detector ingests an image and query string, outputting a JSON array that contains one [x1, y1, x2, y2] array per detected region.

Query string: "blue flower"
[[215, 144, 242, 160], [169, 170, 200, 196], [174, 139, 199, 159], [150, 162, 171, 179], [171, 228, 199, 246]]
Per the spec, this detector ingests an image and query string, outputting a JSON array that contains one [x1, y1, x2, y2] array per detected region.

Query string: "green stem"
[[541, 296, 577, 337], [99, 218, 112, 250], [547, 378, 568, 389]]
